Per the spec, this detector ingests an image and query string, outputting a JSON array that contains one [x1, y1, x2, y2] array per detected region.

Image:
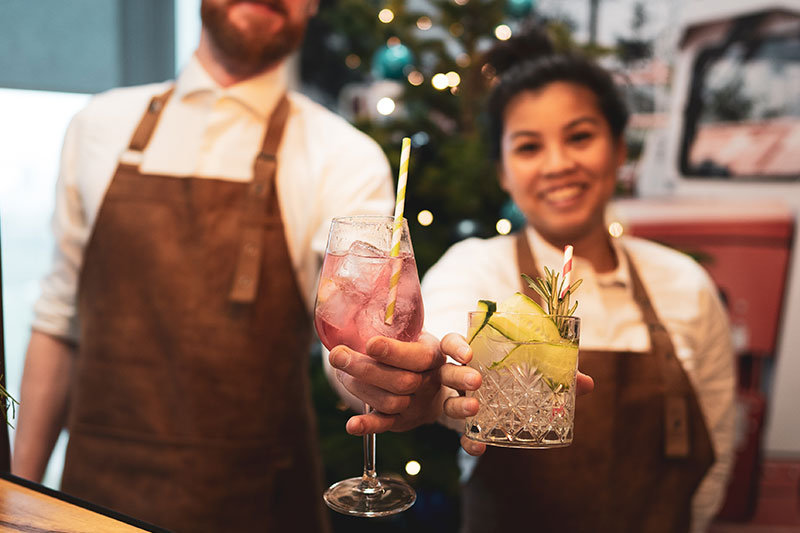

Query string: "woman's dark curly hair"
[[485, 26, 629, 160]]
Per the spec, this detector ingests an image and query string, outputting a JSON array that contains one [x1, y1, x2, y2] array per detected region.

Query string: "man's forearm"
[[12, 330, 75, 482]]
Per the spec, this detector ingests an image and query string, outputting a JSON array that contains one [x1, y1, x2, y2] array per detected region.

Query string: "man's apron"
[[461, 232, 714, 533], [62, 89, 330, 533]]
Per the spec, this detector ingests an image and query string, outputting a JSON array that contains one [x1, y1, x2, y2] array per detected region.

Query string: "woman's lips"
[[540, 183, 586, 205]]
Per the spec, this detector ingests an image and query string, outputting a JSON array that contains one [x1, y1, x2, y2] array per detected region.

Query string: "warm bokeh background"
[[2, 1, 798, 531]]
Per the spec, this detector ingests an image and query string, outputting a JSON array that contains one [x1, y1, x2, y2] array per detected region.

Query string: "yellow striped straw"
[[385, 137, 411, 325]]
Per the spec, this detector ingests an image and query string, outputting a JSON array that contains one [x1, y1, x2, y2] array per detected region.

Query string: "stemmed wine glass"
[[314, 215, 424, 517]]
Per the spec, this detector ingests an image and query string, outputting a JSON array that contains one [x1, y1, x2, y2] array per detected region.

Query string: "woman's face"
[[499, 81, 625, 244]]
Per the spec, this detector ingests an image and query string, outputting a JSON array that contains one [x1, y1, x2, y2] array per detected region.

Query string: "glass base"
[[323, 476, 416, 517]]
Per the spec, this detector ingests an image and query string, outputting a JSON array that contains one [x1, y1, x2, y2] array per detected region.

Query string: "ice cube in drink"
[[315, 243, 424, 353]]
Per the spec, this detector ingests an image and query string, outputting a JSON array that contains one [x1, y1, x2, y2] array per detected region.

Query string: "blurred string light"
[[456, 219, 479, 238], [378, 8, 394, 23], [416, 16, 432, 30], [417, 210, 434, 226], [446, 71, 461, 87], [453, 0, 469, 5], [431, 73, 449, 90], [376, 97, 396, 116], [608, 221, 624, 238], [449, 22, 465, 37], [407, 70, 424, 86], [345, 54, 361, 69], [386, 36, 401, 46], [496, 218, 512, 235], [412, 131, 430, 146], [456, 53, 471, 68], [495, 24, 512, 40], [405, 460, 421, 476]]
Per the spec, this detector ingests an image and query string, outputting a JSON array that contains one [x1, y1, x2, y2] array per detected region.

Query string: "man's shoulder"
[[288, 92, 383, 151], [75, 81, 173, 128]]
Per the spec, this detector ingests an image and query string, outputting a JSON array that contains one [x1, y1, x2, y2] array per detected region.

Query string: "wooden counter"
[[0, 473, 169, 532]]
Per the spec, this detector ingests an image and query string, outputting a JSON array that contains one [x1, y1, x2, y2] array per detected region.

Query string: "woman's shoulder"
[[437, 234, 516, 263], [424, 233, 518, 288], [622, 236, 716, 293]]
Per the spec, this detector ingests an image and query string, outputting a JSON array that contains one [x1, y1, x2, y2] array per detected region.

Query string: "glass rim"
[[331, 215, 407, 224], [468, 311, 580, 321]]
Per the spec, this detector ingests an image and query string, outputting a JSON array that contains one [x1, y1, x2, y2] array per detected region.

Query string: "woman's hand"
[[438, 332, 595, 457]]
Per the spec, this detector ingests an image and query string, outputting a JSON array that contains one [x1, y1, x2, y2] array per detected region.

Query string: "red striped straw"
[[560, 245, 573, 300]]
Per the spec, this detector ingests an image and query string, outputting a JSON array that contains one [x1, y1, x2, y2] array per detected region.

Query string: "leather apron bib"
[[63, 89, 330, 533], [461, 232, 714, 533]]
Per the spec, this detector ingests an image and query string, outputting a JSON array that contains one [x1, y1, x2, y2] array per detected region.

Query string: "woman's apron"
[[461, 232, 714, 533], [62, 89, 330, 533]]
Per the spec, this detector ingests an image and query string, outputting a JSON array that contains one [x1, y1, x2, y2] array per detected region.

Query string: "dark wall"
[[0, 0, 175, 93]]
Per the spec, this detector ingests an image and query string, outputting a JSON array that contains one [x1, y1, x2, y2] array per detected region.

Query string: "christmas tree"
[[301, 0, 559, 275]]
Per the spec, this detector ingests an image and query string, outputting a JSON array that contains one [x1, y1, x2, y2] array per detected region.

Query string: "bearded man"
[[11, 1, 419, 530]]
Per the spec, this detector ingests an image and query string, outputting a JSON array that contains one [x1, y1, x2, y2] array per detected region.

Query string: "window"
[[681, 17, 800, 180]]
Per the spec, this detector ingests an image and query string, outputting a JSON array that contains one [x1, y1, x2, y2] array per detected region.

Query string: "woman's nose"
[[541, 144, 577, 176]]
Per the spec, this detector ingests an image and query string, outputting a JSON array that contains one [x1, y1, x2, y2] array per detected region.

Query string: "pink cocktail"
[[315, 247, 423, 353], [314, 215, 423, 517]]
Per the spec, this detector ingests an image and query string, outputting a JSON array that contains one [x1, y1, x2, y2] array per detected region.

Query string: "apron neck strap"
[[123, 87, 175, 163], [228, 94, 291, 304], [515, 230, 544, 307]]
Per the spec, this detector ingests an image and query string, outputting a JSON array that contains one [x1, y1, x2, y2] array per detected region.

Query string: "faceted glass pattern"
[[466, 349, 577, 448]]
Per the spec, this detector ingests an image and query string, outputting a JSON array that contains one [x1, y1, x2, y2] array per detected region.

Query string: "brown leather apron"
[[63, 89, 330, 533], [461, 231, 714, 533]]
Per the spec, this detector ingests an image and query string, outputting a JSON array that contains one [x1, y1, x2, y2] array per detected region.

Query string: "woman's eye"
[[515, 142, 541, 153], [569, 131, 593, 144]]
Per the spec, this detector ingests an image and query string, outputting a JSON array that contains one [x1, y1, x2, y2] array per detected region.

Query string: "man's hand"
[[438, 332, 595, 457], [328, 331, 447, 435]]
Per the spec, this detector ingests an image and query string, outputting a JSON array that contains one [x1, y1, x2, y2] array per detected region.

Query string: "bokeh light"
[[495, 24, 512, 40], [431, 73, 449, 90], [608, 221, 624, 238], [416, 16, 432, 30], [376, 97, 396, 116], [378, 9, 394, 23], [496, 218, 512, 235], [417, 210, 434, 226], [407, 70, 424, 86], [405, 460, 421, 476], [446, 71, 461, 87], [345, 54, 361, 69]]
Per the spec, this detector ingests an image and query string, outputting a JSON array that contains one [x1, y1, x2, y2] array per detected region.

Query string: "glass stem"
[[359, 402, 382, 495]]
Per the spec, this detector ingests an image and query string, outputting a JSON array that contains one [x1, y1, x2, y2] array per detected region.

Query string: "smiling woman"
[[421, 24, 736, 533], [498, 82, 625, 250]]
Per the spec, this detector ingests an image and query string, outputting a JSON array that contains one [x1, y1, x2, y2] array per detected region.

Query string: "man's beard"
[[201, 0, 307, 76]]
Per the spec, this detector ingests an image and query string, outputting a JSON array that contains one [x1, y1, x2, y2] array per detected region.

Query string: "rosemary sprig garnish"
[[0, 377, 19, 428], [522, 267, 583, 335]]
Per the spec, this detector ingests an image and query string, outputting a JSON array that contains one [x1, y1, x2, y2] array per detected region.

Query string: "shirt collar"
[[173, 54, 289, 121], [524, 226, 631, 289]]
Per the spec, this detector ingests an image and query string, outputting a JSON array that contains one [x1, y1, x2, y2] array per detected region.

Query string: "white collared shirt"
[[421, 225, 737, 533], [33, 55, 394, 340]]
